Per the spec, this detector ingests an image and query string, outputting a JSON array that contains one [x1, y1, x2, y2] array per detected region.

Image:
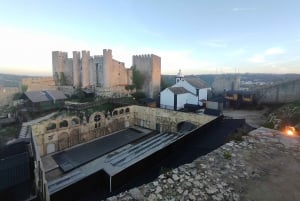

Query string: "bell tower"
[[176, 69, 184, 83]]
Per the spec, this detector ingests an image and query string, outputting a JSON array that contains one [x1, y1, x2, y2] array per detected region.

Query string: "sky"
[[0, 0, 300, 76]]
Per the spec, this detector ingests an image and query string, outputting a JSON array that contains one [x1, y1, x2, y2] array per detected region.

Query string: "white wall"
[[160, 88, 174, 109]]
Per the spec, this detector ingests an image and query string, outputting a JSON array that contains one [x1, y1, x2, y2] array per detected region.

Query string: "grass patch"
[[223, 151, 232, 160], [262, 121, 275, 129]]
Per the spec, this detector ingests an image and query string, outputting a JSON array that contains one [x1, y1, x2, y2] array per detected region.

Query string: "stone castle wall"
[[52, 49, 134, 96], [256, 78, 300, 104], [132, 54, 161, 98], [22, 77, 57, 91]]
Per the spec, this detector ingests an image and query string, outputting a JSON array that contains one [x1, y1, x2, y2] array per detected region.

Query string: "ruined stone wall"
[[32, 106, 133, 156], [132, 54, 161, 98]]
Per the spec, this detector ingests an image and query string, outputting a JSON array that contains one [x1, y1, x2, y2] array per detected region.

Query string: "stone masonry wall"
[[31, 106, 216, 156], [256, 78, 300, 104]]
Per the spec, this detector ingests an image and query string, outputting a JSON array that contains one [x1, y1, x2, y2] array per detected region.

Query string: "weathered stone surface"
[[105, 127, 300, 201]]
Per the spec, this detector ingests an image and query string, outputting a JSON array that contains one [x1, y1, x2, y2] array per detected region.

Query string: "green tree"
[[132, 66, 144, 90], [21, 84, 28, 92], [59, 72, 66, 85]]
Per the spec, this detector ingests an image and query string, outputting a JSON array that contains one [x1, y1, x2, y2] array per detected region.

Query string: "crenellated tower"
[[132, 54, 161, 98]]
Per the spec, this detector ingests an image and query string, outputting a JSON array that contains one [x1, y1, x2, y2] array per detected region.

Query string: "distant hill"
[[0, 73, 34, 87], [162, 73, 300, 88]]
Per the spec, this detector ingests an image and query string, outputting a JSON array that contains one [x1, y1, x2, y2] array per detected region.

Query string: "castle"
[[52, 49, 161, 98]]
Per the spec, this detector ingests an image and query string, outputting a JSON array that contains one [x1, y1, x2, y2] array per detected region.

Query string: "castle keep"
[[133, 54, 161, 98]]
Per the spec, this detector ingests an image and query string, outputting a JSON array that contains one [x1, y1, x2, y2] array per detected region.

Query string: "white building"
[[160, 70, 211, 110]]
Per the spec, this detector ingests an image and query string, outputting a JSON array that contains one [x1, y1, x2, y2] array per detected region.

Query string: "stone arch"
[[125, 107, 130, 113], [90, 112, 104, 123], [177, 121, 196, 133], [46, 122, 57, 131], [70, 129, 80, 147], [58, 132, 69, 151], [119, 108, 124, 115], [71, 117, 80, 126], [112, 110, 118, 116], [59, 120, 68, 128]]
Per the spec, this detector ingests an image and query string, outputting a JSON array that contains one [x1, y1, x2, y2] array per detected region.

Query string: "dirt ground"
[[222, 107, 269, 128]]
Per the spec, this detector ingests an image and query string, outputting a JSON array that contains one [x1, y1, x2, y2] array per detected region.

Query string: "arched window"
[[125, 108, 130, 113], [71, 118, 79, 126], [94, 114, 101, 122], [119, 109, 124, 114], [46, 123, 56, 131], [59, 120, 68, 128], [113, 110, 118, 116]]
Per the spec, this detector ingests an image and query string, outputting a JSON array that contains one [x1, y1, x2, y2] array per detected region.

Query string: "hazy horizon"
[[1, 0, 300, 75]]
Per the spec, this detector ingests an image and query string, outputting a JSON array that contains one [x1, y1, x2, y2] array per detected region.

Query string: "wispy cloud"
[[248, 55, 265, 63], [248, 47, 286, 64], [265, 47, 285, 55]]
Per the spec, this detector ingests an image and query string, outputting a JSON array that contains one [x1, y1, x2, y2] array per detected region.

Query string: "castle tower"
[[82, 50, 90, 88], [52, 51, 68, 85], [73, 51, 81, 88], [132, 54, 161, 98], [103, 49, 112, 88], [176, 69, 184, 83]]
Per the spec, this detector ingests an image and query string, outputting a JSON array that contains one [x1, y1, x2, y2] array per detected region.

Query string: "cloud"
[[247, 47, 286, 64], [265, 47, 285, 55], [248, 55, 265, 63]]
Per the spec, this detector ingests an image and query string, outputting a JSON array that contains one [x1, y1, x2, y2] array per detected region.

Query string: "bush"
[[223, 151, 232, 160]]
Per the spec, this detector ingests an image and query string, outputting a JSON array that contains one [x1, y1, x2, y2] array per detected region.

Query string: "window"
[[71, 118, 79, 126], [59, 120, 68, 128], [125, 108, 130, 113], [94, 114, 101, 122], [46, 123, 56, 131], [119, 109, 124, 114]]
